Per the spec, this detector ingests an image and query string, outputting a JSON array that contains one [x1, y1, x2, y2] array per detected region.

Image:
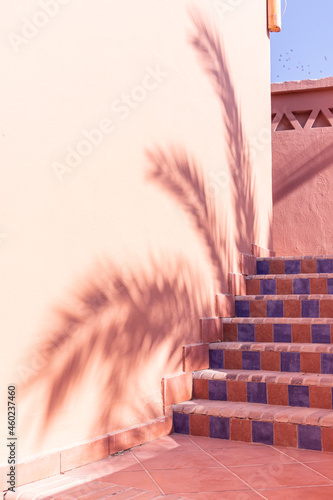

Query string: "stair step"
[[235, 294, 333, 318], [246, 274, 333, 296], [209, 342, 333, 374], [173, 399, 333, 451], [256, 256, 333, 275], [193, 369, 333, 409], [223, 318, 333, 343]]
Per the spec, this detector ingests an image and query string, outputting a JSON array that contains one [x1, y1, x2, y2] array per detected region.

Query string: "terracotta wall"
[[0, 0, 272, 463], [272, 78, 333, 256]]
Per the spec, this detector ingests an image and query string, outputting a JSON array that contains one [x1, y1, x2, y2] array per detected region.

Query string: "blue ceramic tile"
[[267, 300, 283, 318], [328, 279, 333, 294], [235, 301, 250, 318], [242, 351, 261, 370], [209, 350, 224, 369], [285, 260, 301, 274], [293, 279, 310, 295], [238, 323, 255, 342], [311, 324, 331, 344], [210, 416, 230, 439], [317, 259, 333, 273], [260, 280, 277, 295], [209, 380, 227, 401], [288, 385, 309, 407], [247, 382, 267, 404], [252, 421, 274, 445], [298, 425, 322, 451], [321, 353, 333, 374], [274, 324, 292, 342], [281, 352, 300, 372], [302, 300, 319, 318], [257, 261, 270, 275], [173, 413, 190, 434]]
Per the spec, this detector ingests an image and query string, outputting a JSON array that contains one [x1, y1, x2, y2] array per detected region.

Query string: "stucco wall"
[[0, 0, 272, 463], [272, 78, 333, 256]]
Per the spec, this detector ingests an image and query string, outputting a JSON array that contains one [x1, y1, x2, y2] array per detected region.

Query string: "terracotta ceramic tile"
[[247, 279, 261, 295], [279, 447, 333, 462], [322, 427, 333, 452], [135, 448, 218, 471], [180, 492, 263, 499], [300, 352, 321, 373], [267, 383, 288, 406], [149, 467, 249, 494], [250, 300, 267, 317], [277, 279, 293, 295], [262, 485, 333, 500], [227, 381, 247, 402], [188, 435, 261, 450], [255, 323, 273, 342], [230, 418, 252, 442], [131, 434, 196, 455], [193, 379, 209, 399], [231, 462, 331, 489], [224, 350, 242, 370], [100, 470, 160, 491], [320, 300, 333, 318], [309, 386, 332, 409], [270, 260, 285, 274], [304, 461, 333, 480], [274, 422, 298, 447], [292, 324, 311, 343], [261, 351, 281, 371], [284, 300, 301, 318], [223, 323, 238, 342], [301, 259, 317, 274], [310, 278, 328, 294], [208, 445, 294, 466], [190, 414, 210, 437]]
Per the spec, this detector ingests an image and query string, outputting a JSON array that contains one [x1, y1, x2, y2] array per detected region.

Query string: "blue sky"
[[271, 0, 333, 83]]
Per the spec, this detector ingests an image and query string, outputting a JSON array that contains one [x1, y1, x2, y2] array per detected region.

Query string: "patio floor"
[[7, 433, 333, 499]]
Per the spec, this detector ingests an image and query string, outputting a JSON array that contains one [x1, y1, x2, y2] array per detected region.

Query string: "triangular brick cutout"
[[292, 110, 312, 129], [276, 113, 294, 131], [271, 113, 276, 122], [312, 110, 332, 128], [329, 108, 333, 116]]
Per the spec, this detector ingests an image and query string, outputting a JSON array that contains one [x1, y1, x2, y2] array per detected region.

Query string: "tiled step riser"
[[193, 379, 333, 409], [247, 277, 333, 296], [209, 349, 333, 374], [224, 322, 333, 344], [173, 412, 332, 451], [257, 258, 333, 275], [235, 298, 333, 318]]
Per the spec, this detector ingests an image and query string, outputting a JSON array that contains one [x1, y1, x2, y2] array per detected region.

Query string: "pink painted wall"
[[272, 77, 333, 256], [0, 0, 272, 464]]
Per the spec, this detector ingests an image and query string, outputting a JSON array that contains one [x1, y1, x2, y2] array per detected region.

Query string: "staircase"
[[173, 255, 333, 451]]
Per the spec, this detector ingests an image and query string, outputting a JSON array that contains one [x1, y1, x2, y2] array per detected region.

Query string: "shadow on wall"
[[18, 9, 257, 446], [273, 140, 333, 204]]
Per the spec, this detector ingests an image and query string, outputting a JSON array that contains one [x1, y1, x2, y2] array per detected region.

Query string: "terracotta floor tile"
[[134, 448, 219, 470], [207, 446, 296, 466], [276, 447, 333, 462], [100, 471, 160, 492], [261, 485, 333, 500], [230, 462, 332, 489], [304, 460, 333, 480], [131, 435, 196, 454], [179, 491, 263, 499], [149, 467, 250, 494], [64, 484, 129, 500], [188, 435, 264, 450]]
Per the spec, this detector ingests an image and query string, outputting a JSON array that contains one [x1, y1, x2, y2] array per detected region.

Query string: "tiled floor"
[[7, 433, 333, 499]]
